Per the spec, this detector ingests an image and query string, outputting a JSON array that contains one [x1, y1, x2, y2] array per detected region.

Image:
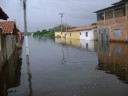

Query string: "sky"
[[0, 0, 119, 32]]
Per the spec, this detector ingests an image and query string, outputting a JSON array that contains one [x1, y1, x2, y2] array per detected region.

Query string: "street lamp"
[[59, 13, 64, 37]]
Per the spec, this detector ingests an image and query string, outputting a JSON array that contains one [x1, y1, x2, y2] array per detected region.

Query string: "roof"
[[67, 25, 97, 32], [0, 7, 9, 20], [0, 21, 16, 34], [94, 0, 126, 13], [112, 0, 126, 5]]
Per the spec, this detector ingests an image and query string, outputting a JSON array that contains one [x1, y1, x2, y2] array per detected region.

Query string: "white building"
[[80, 25, 98, 41]]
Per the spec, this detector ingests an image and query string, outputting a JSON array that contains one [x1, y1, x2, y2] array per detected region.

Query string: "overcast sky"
[[0, 0, 119, 32]]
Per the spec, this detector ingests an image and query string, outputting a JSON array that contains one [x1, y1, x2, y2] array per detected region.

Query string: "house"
[[66, 29, 80, 39], [55, 27, 76, 38], [80, 25, 97, 40], [0, 21, 18, 60], [55, 31, 67, 38], [0, 7, 9, 72], [95, 0, 128, 42], [67, 25, 98, 40]]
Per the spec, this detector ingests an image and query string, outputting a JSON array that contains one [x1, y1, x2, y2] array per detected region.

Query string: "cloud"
[[0, 0, 119, 32]]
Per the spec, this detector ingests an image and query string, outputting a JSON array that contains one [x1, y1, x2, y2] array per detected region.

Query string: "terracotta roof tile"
[[67, 25, 97, 32], [0, 21, 16, 34]]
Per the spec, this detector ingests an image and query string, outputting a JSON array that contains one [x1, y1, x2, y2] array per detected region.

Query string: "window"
[[115, 7, 126, 18], [86, 43, 88, 49], [97, 13, 104, 21], [70, 33, 71, 37], [85, 32, 88, 37], [105, 10, 113, 19], [114, 29, 121, 37]]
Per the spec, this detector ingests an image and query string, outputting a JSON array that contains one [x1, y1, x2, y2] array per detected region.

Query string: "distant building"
[[55, 27, 76, 38], [67, 25, 98, 40], [95, 0, 128, 42]]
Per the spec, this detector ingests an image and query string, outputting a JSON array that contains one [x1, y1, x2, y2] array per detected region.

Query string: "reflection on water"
[[97, 41, 128, 84], [55, 38, 128, 84], [55, 38, 97, 51], [26, 55, 33, 96], [55, 38, 81, 48], [0, 49, 22, 96], [2, 37, 128, 96]]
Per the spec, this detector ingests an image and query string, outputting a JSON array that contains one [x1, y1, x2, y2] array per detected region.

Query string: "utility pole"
[[59, 13, 65, 64], [23, 0, 29, 56], [59, 13, 64, 37]]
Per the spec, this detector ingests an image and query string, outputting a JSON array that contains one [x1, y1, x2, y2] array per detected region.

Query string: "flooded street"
[[1, 36, 128, 96]]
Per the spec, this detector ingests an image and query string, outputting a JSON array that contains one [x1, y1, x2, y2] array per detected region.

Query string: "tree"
[[91, 23, 97, 26]]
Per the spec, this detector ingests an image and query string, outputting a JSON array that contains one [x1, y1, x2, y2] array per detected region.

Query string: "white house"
[[0, 21, 18, 60], [80, 25, 98, 40]]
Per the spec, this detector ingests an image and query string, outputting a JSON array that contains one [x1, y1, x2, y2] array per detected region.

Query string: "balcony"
[[97, 16, 126, 26]]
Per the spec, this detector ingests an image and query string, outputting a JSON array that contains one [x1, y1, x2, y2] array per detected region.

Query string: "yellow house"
[[55, 31, 61, 38], [67, 25, 97, 40], [55, 31, 67, 38], [66, 31, 80, 39]]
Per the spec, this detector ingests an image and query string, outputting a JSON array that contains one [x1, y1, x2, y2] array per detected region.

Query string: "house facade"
[[66, 31, 80, 39], [95, 0, 128, 42], [80, 26, 97, 40], [67, 25, 97, 40], [0, 21, 18, 60], [55, 31, 67, 38]]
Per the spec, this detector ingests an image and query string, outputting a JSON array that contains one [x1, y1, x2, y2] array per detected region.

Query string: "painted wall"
[[80, 30, 92, 40], [0, 28, 4, 72], [80, 29, 98, 40], [66, 31, 80, 39], [0, 28, 6, 72], [55, 32, 67, 38], [6, 35, 16, 60], [0, 28, 2, 51], [55, 32, 61, 37]]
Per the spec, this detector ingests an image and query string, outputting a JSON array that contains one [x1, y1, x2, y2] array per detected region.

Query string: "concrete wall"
[[97, 1, 128, 42], [66, 31, 80, 39], [0, 28, 6, 72], [5, 35, 16, 60], [55, 32, 61, 37], [97, 16, 128, 42], [80, 29, 98, 40], [55, 32, 67, 38], [80, 30, 93, 40]]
